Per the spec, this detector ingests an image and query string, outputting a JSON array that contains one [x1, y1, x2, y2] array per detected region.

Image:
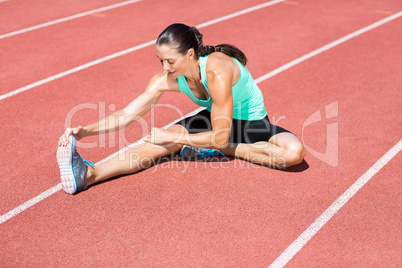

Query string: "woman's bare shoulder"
[[146, 71, 180, 93], [205, 53, 239, 84]]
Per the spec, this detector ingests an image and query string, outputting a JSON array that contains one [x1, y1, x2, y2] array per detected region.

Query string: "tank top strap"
[[199, 55, 208, 89]]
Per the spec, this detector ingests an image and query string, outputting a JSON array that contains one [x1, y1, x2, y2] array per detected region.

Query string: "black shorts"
[[175, 109, 291, 144]]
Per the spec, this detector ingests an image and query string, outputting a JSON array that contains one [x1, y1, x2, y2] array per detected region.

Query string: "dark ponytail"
[[191, 26, 248, 66], [156, 23, 248, 66]]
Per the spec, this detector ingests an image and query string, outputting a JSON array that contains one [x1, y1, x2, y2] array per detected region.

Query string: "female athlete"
[[57, 23, 305, 194]]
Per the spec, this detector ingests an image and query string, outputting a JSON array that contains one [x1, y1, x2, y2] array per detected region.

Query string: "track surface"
[[0, 0, 401, 266]]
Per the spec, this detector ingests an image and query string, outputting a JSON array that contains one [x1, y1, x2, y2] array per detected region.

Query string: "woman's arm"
[[59, 72, 176, 146], [83, 90, 162, 136], [182, 68, 233, 149]]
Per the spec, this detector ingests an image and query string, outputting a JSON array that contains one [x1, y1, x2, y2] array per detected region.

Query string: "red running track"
[[0, 0, 401, 266], [0, 0, 269, 94]]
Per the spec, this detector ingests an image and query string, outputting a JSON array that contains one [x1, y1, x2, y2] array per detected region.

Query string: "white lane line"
[[255, 10, 402, 84], [0, 184, 62, 224], [0, 0, 142, 40], [0, 0, 285, 102], [0, 39, 155, 101], [0, 10, 400, 225], [269, 139, 402, 268], [196, 0, 285, 28], [0, 107, 205, 224]]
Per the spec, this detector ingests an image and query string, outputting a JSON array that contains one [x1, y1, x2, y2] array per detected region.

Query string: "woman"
[[58, 23, 305, 195]]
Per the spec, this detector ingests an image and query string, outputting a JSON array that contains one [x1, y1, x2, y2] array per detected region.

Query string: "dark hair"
[[156, 23, 248, 66]]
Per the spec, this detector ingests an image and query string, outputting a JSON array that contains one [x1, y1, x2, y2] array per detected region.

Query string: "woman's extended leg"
[[85, 124, 187, 187], [221, 132, 305, 168]]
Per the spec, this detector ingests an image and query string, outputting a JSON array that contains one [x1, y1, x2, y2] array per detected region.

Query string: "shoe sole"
[[56, 137, 77, 194]]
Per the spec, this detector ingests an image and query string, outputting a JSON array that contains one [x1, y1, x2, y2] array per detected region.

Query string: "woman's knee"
[[284, 142, 306, 166]]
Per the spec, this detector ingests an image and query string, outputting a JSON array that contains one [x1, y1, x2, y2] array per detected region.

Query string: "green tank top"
[[177, 55, 267, 120]]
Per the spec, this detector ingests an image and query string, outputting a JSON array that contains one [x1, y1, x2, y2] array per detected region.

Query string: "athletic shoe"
[[180, 145, 225, 159], [56, 136, 94, 194]]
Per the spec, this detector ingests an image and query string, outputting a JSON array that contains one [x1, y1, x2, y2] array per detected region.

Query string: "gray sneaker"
[[180, 145, 225, 159], [57, 136, 94, 194]]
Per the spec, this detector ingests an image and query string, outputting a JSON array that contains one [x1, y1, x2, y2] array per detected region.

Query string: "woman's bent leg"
[[221, 132, 305, 168], [85, 125, 187, 186]]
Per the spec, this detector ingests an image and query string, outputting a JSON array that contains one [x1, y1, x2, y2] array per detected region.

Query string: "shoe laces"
[[198, 148, 225, 159], [83, 159, 95, 169], [199, 148, 213, 154]]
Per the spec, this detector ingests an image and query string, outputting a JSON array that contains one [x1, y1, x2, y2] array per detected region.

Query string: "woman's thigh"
[[232, 117, 292, 144]]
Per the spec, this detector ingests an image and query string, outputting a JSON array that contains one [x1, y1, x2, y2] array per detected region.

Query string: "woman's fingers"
[[58, 126, 85, 146], [144, 128, 175, 145], [72, 126, 81, 135], [58, 128, 72, 146], [143, 130, 152, 143]]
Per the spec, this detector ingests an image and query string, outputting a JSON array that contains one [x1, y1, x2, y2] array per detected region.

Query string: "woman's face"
[[156, 44, 189, 78]]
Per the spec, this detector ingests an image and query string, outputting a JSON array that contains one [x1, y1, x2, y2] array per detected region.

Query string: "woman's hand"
[[144, 127, 177, 145], [58, 126, 86, 146]]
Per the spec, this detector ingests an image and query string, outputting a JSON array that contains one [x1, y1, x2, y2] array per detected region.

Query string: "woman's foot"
[[56, 136, 94, 194]]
